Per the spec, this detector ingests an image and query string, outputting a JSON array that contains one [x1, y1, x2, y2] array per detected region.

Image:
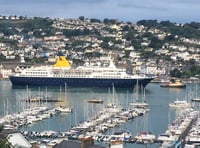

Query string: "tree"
[[125, 30, 135, 41], [122, 25, 130, 31], [137, 20, 158, 28], [140, 51, 156, 59], [182, 71, 192, 78], [149, 37, 163, 49], [188, 22, 200, 29], [22, 17, 53, 31], [142, 32, 153, 38], [79, 16, 85, 21], [90, 18, 101, 23], [160, 21, 174, 27], [187, 59, 196, 65], [103, 18, 117, 24], [0, 124, 3, 131], [170, 68, 182, 78]]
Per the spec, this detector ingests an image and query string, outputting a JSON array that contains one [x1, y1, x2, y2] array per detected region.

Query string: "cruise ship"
[[9, 55, 153, 88]]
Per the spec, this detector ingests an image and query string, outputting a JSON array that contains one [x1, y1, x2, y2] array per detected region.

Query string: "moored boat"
[[87, 98, 103, 104], [54, 105, 72, 113], [191, 98, 200, 102], [9, 54, 153, 88], [134, 132, 156, 144], [169, 100, 191, 108], [109, 139, 123, 148], [160, 79, 186, 88]]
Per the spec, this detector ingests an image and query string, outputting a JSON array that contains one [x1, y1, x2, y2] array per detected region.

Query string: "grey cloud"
[[0, 0, 199, 23], [119, 3, 168, 12]]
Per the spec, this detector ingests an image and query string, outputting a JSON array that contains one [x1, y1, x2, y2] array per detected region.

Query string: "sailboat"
[[106, 84, 121, 113], [191, 84, 200, 102], [191, 97, 200, 102], [169, 97, 191, 109], [55, 84, 72, 113], [130, 80, 149, 109], [134, 114, 155, 144]]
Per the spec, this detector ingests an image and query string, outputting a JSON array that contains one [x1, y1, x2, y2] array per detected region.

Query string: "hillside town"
[[0, 15, 200, 81], [1, 15, 200, 148]]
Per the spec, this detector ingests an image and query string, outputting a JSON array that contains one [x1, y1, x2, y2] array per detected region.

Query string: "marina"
[[0, 80, 200, 147]]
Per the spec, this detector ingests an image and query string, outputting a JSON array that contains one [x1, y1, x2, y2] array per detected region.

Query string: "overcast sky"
[[0, 0, 199, 23]]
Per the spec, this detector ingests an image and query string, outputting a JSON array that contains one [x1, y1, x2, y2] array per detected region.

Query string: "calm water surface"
[[0, 80, 198, 148]]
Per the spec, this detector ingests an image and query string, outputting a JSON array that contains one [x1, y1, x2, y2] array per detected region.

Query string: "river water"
[[0, 80, 198, 147]]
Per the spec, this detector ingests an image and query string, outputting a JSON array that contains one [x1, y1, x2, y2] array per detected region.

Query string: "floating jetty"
[[21, 96, 64, 103], [157, 108, 199, 148], [0, 105, 72, 130], [18, 103, 150, 146], [185, 111, 200, 146]]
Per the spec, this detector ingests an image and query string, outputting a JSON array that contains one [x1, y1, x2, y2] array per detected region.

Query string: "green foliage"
[[125, 30, 137, 41], [103, 37, 119, 44], [103, 18, 117, 24], [137, 20, 158, 28], [164, 34, 177, 42], [131, 39, 142, 49], [71, 40, 88, 47], [28, 57, 47, 64], [137, 20, 200, 39], [100, 41, 109, 49], [142, 32, 153, 38], [0, 38, 18, 45], [0, 17, 54, 38], [85, 51, 102, 59], [170, 68, 182, 78], [22, 17, 53, 30], [63, 28, 92, 37], [98, 36, 123, 49], [121, 25, 130, 31], [79, 16, 85, 21], [0, 20, 21, 35], [187, 59, 196, 65], [180, 64, 200, 78], [149, 37, 163, 49], [189, 65, 200, 75], [0, 124, 3, 131], [0, 139, 8, 148], [160, 21, 174, 27], [140, 51, 156, 59], [188, 22, 200, 29], [182, 71, 192, 78], [90, 18, 101, 23], [0, 54, 4, 61], [72, 59, 85, 66]]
